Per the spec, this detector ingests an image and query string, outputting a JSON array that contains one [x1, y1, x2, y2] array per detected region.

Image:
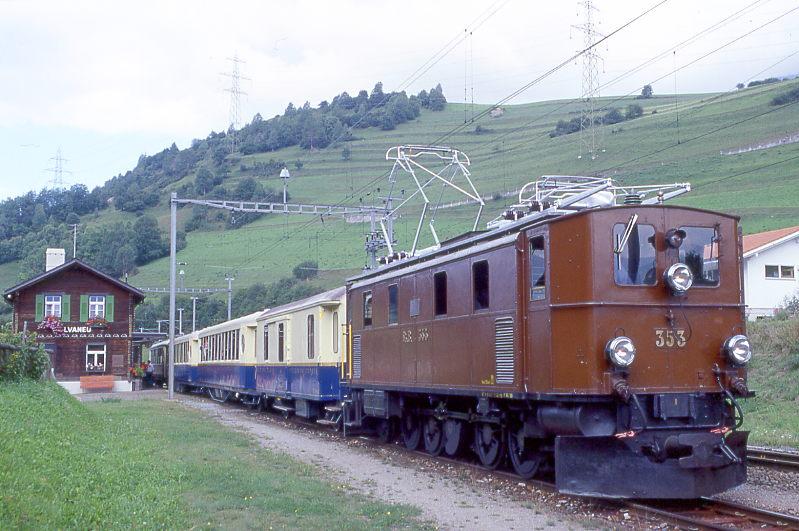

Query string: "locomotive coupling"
[[612, 376, 631, 402], [729, 376, 750, 397]]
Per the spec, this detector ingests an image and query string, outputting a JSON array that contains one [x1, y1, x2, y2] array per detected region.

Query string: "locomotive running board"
[[554, 432, 748, 499]]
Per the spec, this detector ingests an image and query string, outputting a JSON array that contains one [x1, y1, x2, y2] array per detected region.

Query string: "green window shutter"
[[62, 295, 71, 322], [35, 294, 44, 321], [80, 295, 89, 322], [106, 295, 115, 322]]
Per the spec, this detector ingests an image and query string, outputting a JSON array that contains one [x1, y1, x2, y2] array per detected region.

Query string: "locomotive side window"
[[433, 272, 447, 316], [278, 323, 285, 362], [388, 284, 398, 325], [679, 226, 720, 287], [613, 223, 657, 285], [530, 236, 546, 301], [363, 291, 373, 326], [473, 260, 490, 311]]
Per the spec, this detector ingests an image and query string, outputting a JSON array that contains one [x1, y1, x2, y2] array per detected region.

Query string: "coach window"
[[679, 226, 720, 287], [363, 291, 373, 327], [613, 223, 657, 285], [530, 236, 546, 300], [473, 260, 489, 311], [278, 323, 285, 362], [332, 312, 339, 354], [263, 324, 270, 361], [307, 314, 315, 359], [388, 285, 399, 325], [433, 272, 447, 316]]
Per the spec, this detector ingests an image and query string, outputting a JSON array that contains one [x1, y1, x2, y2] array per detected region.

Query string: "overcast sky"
[[1, 0, 797, 199]]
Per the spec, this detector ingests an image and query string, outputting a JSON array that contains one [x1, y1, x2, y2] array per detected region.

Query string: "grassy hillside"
[[4, 79, 799, 297]]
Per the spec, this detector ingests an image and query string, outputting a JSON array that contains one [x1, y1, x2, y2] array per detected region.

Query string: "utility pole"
[[573, 0, 604, 161], [222, 55, 249, 153], [190, 297, 199, 332], [168, 192, 177, 400], [69, 223, 78, 258], [225, 274, 235, 320], [45, 147, 71, 188], [177, 308, 184, 335]]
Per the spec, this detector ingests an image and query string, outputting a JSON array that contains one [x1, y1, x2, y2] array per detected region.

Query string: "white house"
[[742, 225, 799, 320]]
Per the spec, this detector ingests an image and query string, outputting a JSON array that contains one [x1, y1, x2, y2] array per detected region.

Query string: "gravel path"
[[176, 396, 597, 531], [714, 465, 799, 516]]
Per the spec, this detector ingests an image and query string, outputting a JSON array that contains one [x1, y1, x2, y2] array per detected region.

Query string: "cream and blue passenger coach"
[[255, 287, 346, 418]]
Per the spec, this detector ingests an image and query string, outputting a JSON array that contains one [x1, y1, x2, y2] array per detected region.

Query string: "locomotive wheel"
[[508, 427, 543, 479], [422, 417, 445, 456], [473, 422, 505, 469], [401, 412, 421, 450], [443, 419, 467, 456], [376, 418, 396, 443]]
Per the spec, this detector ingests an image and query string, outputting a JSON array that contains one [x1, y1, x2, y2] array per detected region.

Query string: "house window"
[[433, 272, 447, 316], [88, 295, 105, 319], [766, 265, 795, 279], [264, 324, 270, 361], [332, 312, 339, 354], [86, 344, 106, 372], [44, 295, 62, 318], [363, 291, 373, 327], [388, 284, 399, 324], [307, 314, 315, 359], [473, 261, 490, 311], [278, 323, 285, 362], [530, 236, 546, 301]]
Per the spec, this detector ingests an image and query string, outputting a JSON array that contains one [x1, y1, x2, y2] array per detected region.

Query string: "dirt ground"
[[176, 395, 598, 531]]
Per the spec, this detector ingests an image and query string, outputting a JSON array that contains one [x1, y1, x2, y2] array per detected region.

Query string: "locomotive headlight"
[[665, 263, 693, 294], [724, 334, 752, 365], [606, 336, 636, 368]]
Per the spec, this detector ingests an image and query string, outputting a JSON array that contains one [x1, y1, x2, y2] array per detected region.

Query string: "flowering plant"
[[129, 364, 144, 378], [37, 315, 64, 334], [87, 316, 108, 328]]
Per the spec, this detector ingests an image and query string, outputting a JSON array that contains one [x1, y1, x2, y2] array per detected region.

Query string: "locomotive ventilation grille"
[[494, 317, 514, 384], [352, 334, 362, 379]]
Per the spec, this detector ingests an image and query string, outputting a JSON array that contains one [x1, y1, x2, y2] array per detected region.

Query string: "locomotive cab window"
[[473, 260, 490, 311], [363, 291, 373, 327], [433, 272, 447, 316], [679, 226, 720, 287], [388, 284, 398, 325], [530, 236, 546, 300], [613, 222, 657, 285]]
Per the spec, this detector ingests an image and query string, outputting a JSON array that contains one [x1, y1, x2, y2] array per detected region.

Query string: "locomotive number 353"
[[654, 328, 687, 348]]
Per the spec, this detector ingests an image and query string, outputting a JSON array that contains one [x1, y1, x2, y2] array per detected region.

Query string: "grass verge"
[[0, 381, 421, 529]]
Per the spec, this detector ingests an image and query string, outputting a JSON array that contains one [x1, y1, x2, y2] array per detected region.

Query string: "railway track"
[[747, 446, 799, 471], [186, 393, 799, 530]]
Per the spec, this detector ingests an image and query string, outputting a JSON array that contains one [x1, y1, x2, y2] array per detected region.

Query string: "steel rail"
[[747, 446, 799, 471]]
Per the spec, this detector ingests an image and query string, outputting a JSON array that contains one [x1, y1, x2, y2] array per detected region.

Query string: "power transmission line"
[[45, 147, 71, 188], [572, 0, 604, 160], [222, 54, 250, 153]]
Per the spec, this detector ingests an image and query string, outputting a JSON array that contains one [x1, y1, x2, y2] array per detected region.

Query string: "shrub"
[[771, 86, 799, 106], [0, 328, 49, 382], [293, 260, 319, 280]]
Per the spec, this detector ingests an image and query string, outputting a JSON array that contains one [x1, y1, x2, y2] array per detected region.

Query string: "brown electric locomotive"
[[342, 176, 752, 499]]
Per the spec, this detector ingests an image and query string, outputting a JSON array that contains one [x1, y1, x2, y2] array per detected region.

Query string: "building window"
[[433, 272, 447, 316], [278, 323, 285, 362], [530, 236, 546, 301], [388, 284, 399, 324], [45, 295, 62, 318], [307, 314, 315, 359], [363, 291, 373, 327], [86, 344, 106, 372], [766, 265, 795, 279], [332, 312, 339, 354], [88, 295, 105, 319], [473, 261, 490, 311], [264, 324, 270, 361]]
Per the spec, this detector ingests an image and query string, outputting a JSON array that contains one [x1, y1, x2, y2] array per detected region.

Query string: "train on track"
[[150, 175, 754, 499]]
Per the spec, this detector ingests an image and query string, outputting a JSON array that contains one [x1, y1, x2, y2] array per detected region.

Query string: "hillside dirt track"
[[175, 394, 602, 530]]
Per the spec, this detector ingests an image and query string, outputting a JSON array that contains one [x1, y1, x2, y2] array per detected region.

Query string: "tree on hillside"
[[428, 84, 447, 111], [640, 84, 653, 99], [195, 167, 215, 195], [736, 83, 745, 90], [133, 215, 169, 264], [625, 103, 643, 120], [293, 260, 318, 280]]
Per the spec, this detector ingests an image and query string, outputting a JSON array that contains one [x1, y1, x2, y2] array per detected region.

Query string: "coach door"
[[526, 232, 552, 391]]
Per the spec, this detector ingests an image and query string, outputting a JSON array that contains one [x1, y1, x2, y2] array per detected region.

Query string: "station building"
[[3, 248, 145, 391]]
